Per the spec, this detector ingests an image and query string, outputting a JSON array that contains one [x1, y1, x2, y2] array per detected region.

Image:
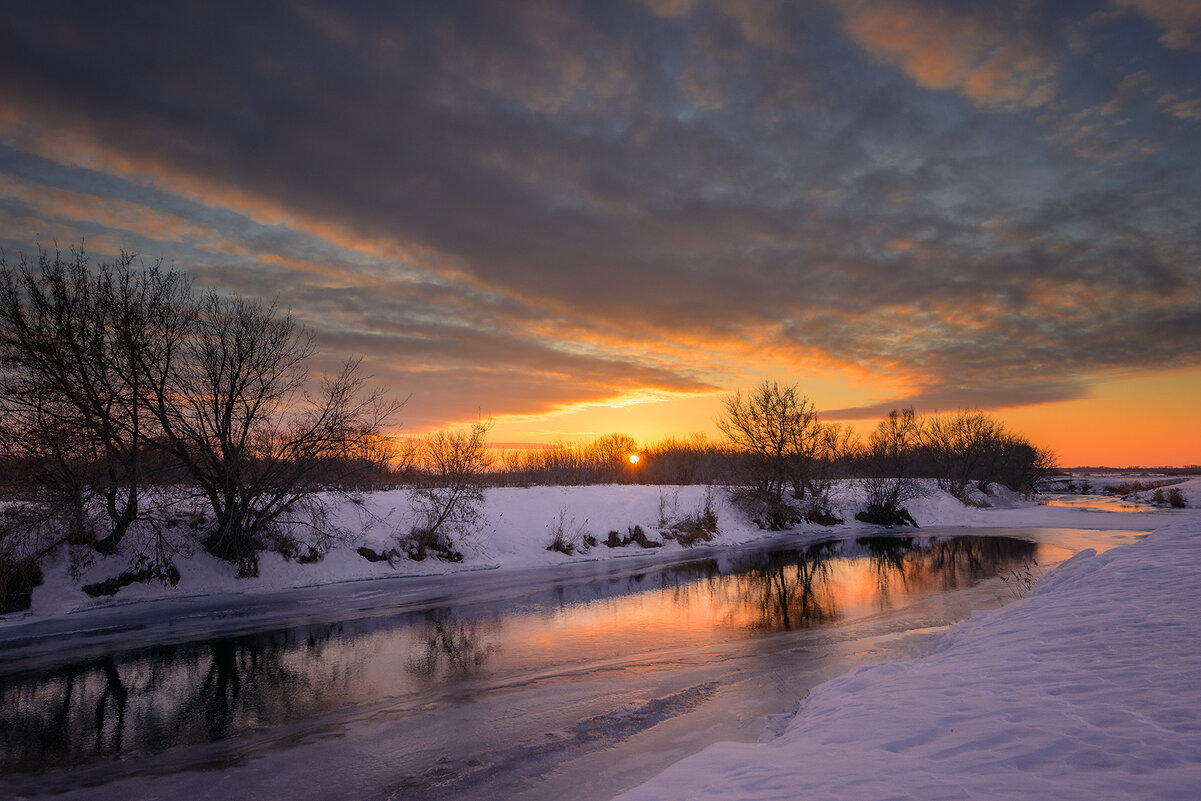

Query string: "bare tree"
[[802, 422, 860, 524], [145, 292, 401, 572], [920, 410, 1005, 500], [857, 408, 924, 527], [717, 380, 825, 528], [994, 436, 1056, 495], [406, 419, 493, 561], [0, 247, 189, 557]]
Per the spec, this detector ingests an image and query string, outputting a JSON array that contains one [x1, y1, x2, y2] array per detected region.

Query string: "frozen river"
[[0, 528, 1139, 801]]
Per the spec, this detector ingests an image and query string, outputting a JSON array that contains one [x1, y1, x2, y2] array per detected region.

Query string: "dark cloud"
[[0, 0, 1198, 425]]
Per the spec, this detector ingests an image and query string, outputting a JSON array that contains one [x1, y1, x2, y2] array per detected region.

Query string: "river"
[[0, 527, 1140, 800]]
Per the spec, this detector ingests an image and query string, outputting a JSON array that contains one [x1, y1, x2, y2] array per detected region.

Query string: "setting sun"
[[628, 454, 640, 465]]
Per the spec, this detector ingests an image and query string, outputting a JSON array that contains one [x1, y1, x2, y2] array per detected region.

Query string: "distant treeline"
[[488, 421, 1050, 493]]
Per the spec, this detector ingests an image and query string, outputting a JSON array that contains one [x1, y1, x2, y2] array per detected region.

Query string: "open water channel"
[[0, 527, 1140, 800]]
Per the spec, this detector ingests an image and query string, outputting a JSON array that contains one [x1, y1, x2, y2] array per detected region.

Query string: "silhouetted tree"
[[0, 247, 189, 556], [858, 408, 923, 526], [586, 432, 640, 483], [718, 380, 835, 528], [144, 293, 401, 572], [919, 410, 1005, 499]]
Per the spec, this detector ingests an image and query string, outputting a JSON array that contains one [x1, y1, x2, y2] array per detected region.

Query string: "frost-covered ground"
[[5, 475, 1199, 626], [618, 479, 1201, 801]]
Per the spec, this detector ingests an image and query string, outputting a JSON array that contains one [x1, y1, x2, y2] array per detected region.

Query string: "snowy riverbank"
[[5, 477, 1199, 626], [2, 476, 1199, 800], [619, 507, 1201, 800]]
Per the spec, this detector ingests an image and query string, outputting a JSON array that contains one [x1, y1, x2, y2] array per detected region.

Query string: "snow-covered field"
[[9, 475, 1198, 626], [618, 479, 1201, 801]]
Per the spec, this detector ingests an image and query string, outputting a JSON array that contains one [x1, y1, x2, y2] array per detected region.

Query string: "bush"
[[0, 555, 42, 613], [601, 525, 663, 549], [406, 420, 492, 562], [1168, 488, 1186, 508], [858, 409, 923, 524], [803, 503, 843, 526], [728, 486, 803, 530], [659, 488, 719, 546], [403, 527, 464, 562], [545, 507, 591, 555], [81, 559, 180, 597], [855, 505, 919, 528]]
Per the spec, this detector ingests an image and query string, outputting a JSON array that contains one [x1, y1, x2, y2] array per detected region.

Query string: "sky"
[[0, 0, 1199, 466]]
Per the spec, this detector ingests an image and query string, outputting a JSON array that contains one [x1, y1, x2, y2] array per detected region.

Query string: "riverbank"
[[4, 477, 1197, 627], [618, 509, 1201, 801], [2, 478, 1198, 800]]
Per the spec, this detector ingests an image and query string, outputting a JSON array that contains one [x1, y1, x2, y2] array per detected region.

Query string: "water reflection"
[[722, 536, 1039, 632], [1041, 495, 1150, 512], [407, 610, 502, 680], [1, 535, 1046, 776], [731, 541, 837, 631]]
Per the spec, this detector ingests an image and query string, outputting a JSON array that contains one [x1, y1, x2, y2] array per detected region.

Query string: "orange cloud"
[[833, 0, 1059, 108]]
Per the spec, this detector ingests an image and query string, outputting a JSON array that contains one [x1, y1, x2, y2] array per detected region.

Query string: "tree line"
[[489, 381, 1056, 529]]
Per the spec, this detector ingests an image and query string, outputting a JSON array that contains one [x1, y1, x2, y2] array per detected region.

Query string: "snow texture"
[[618, 505, 1201, 801]]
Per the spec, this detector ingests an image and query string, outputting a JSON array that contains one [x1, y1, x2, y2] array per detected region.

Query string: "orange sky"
[[484, 367, 1201, 467]]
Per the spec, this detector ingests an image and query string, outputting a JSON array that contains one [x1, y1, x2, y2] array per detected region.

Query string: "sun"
[[628, 454, 640, 465]]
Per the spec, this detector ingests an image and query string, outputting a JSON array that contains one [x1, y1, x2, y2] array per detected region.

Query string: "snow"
[[5, 477, 1199, 628], [617, 485, 1201, 801], [3, 474, 1200, 799]]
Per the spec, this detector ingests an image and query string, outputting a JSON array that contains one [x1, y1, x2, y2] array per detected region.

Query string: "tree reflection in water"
[[0, 626, 346, 773], [729, 536, 1040, 632], [407, 610, 502, 680], [732, 542, 838, 631], [0, 534, 1044, 777]]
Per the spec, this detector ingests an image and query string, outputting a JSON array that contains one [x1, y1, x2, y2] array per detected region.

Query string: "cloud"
[[0, 0, 1198, 434], [825, 378, 1092, 420], [1115, 0, 1201, 50], [832, 0, 1060, 108]]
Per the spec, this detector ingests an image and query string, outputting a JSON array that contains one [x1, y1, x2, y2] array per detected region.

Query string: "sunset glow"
[[1, 2, 1198, 466]]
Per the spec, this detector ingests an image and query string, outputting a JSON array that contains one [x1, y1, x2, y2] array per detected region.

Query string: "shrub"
[[601, 525, 663, 549], [855, 505, 919, 528], [406, 420, 492, 562], [81, 559, 180, 597], [659, 488, 719, 546], [0, 554, 42, 613], [1168, 488, 1186, 508], [545, 507, 591, 555], [803, 502, 843, 526], [858, 409, 923, 524]]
